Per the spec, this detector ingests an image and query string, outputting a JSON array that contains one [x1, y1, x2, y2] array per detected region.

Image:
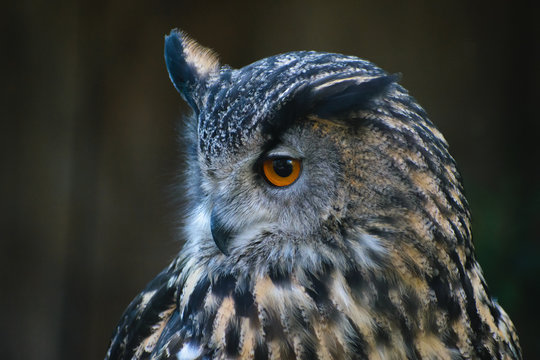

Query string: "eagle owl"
[[105, 30, 521, 360]]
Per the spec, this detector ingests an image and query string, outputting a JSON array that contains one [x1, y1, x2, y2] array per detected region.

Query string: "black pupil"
[[273, 158, 293, 177]]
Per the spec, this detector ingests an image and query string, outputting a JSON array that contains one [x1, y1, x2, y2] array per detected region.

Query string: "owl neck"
[[176, 222, 493, 359]]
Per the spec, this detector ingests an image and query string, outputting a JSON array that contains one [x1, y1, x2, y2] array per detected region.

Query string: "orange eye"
[[262, 157, 302, 187]]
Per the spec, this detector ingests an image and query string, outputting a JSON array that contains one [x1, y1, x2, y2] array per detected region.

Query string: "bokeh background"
[[2, 0, 538, 359]]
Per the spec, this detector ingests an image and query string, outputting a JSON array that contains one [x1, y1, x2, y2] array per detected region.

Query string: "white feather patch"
[[176, 342, 202, 360]]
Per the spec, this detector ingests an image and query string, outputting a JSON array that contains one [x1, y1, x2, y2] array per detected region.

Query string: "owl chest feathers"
[[173, 248, 469, 360], [164, 223, 520, 360]]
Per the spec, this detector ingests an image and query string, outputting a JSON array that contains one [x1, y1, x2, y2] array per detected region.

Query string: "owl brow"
[[251, 136, 285, 176], [260, 72, 400, 142]]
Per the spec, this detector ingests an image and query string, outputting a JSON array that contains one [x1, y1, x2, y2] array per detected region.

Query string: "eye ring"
[[262, 157, 302, 187]]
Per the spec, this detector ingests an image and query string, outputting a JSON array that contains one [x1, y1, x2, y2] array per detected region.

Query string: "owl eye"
[[262, 157, 302, 187]]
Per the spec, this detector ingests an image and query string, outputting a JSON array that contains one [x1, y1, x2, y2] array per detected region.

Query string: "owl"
[[105, 29, 521, 360]]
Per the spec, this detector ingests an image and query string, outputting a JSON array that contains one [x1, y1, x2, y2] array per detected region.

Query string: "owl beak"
[[210, 208, 232, 256]]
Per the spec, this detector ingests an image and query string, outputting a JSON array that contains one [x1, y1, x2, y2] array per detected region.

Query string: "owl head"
[[164, 29, 472, 282]]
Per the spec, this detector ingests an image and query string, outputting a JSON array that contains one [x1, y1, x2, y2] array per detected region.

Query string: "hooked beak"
[[210, 207, 233, 256]]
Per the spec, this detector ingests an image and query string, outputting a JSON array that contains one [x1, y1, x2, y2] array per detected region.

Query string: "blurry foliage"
[[467, 179, 540, 357]]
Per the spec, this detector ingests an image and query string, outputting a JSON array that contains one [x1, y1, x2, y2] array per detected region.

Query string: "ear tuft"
[[178, 32, 220, 79], [164, 29, 220, 110], [264, 73, 400, 138], [308, 73, 401, 118]]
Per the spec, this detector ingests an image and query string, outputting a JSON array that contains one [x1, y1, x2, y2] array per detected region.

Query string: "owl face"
[[196, 118, 344, 260], [165, 30, 469, 279]]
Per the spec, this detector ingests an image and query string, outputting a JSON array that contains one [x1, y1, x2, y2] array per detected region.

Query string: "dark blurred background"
[[2, 0, 538, 359]]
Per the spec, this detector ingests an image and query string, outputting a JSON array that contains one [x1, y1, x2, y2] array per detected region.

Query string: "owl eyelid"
[[263, 147, 304, 160], [264, 154, 302, 161]]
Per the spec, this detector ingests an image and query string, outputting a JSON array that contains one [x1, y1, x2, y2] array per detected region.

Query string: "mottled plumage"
[[106, 29, 521, 360]]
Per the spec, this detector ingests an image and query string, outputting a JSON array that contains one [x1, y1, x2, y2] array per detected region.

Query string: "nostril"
[[210, 208, 233, 256]]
